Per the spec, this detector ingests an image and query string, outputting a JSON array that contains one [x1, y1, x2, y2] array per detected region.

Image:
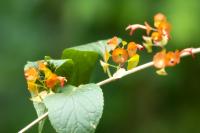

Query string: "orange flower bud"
[[154, 13, 167, 28], [112, 48, 128, 64], [151, 32, 162, 42], [127, 42, 137, 57]]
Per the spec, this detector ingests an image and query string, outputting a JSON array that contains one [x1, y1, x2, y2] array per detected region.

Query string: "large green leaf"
[[62, 50, 98, 86], [61, 39, 114, 86], [44, 84, 104, 133]]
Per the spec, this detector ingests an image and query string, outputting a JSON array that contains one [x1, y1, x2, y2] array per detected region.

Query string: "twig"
[[18, 112, 48, 133], [18, 47, 200, 133]]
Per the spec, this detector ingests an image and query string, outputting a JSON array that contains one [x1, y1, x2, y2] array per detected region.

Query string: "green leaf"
[[64, 40, 108, 57], [63, 38, 122, 57], [127, 54, 140, 70], [44, 84, 104, 133], [62, 50, 98, 86], [61, 38, 122, 86], [47, 59, 74, 78], [33, 102, 47, 133]]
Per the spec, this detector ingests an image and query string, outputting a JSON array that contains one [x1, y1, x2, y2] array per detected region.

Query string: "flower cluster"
[[153, 48, 193, 75], [126, 13, 171, 53], [24, 61, 66, 101], [100, 13, 193, 76], [100, 36, 143, 77], [125, 13, 194, 75]]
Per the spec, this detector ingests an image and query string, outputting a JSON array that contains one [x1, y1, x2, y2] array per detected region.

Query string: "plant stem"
[[18, 112, 48, 133], [18, 47, 200, 133]]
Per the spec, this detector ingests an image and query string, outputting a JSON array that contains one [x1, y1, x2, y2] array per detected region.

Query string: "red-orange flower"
[[153, 50, 181, 69], [112, 48, 128, 64], [127, 42, 137, 57], [44, 71, 66, 89], [165, 50, 180, 67], [45, 73, 59, 88]]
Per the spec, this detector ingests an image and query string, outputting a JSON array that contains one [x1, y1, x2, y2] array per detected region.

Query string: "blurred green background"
[[0, 0, 200, 132]]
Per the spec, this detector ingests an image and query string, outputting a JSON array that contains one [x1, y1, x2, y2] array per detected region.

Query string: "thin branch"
[[18, 112, 48, 133], [18, 47, 200, 133]]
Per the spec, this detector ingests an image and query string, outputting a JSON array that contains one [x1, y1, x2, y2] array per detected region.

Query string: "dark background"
[[0, 0, 200, 132]]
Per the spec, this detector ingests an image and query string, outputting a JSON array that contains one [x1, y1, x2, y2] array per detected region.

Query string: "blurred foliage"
[[0, 0, 200, 132]]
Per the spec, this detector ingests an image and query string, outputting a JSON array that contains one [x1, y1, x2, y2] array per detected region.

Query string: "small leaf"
[[127, 54, 140, 70], [100, 60, 109, 73], [33, 102, 47, 133], [143, 36, 153, 53], [44, 84, 104, 133], [156, 68, 168, 76]]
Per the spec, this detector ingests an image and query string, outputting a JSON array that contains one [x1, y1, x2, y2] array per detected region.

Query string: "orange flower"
[[153, 50, 166, 69], [165, 50, 180, 67], [154, 13, 167, 28], [38, 62, 46, 71], [112, 48, 128, 64], [151, 32, 162, 42], [107, 36, 119, 50], [27, 81, 38, 94], [24, 67, 38, 82], [45, 73, 59, 88], [46, 73, 66, 89], [24, 67, 39, 94], [127, 42, 137, 57], [153, 50, 181, 69], [157, 21, 171, 39]]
